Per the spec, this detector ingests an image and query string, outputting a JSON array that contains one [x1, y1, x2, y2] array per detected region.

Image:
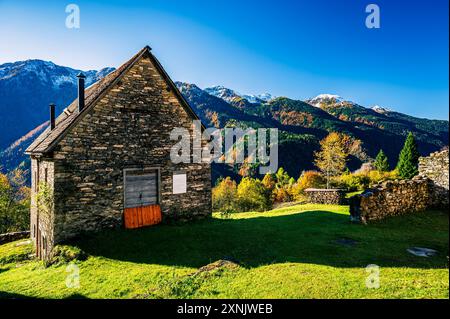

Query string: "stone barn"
[[25, 46, 212, 259]]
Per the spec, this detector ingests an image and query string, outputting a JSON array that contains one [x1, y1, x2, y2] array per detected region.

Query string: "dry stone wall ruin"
[[304, 188, 346, 205], [350, 149, 449, 223]]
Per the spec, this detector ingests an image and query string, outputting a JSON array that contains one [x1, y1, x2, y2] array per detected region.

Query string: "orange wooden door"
[[124, 204, 161, 229]]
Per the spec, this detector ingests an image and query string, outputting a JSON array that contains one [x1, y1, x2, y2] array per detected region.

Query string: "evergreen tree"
[[374, 149, 390, 172], [396, 132, 420, 179]]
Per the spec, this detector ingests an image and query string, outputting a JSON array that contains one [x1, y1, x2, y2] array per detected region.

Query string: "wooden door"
[[124, 169, 161, 229]]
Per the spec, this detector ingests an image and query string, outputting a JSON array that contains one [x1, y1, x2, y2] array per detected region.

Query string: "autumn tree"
[[291, 171, 325, 201], [297, 171, 326, 190], [261, 173, 277, 191], [237, 177, 271, 211], [261, 173, 277, 203], [0, 169, 30, 233], [314, 132, 348, 188], [272, 167, 293, 203], [212, 177, 238, 215]]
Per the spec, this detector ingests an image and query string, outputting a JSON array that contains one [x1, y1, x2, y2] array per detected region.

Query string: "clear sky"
[[0, 0, 448, 119]]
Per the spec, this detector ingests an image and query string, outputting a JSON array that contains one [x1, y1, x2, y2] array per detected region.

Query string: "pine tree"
[[396, 132, 420, 179], [374, 149, 390, 172]]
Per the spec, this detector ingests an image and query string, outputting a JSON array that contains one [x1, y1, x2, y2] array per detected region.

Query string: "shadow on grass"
[[0, 291, 35, 299], [72, 209, 449, 270], [63, 293, 89, 299], [0, 291, 89, 299]]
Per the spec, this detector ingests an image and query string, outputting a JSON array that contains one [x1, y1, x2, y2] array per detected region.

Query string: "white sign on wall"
[[173, 173, 187, 194]]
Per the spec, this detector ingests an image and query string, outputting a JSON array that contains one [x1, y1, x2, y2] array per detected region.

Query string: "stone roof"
[[26, 46, 201, 155]]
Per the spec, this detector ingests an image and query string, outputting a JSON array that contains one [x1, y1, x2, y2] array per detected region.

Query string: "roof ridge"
[[26, 46, 202, 155], [26, 46, 151, 154]]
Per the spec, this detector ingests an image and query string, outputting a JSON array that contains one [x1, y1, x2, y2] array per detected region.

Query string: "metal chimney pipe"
[[49, 103, 55, 130], [76, 72, 86, 112]]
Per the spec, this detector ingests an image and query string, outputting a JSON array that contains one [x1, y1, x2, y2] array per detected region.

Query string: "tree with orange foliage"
[[261, 173, 277, 203], [291, 171, 325, 201], [298, 171, 325, 190]]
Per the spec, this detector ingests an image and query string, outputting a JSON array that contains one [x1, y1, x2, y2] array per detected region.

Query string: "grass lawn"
[[0, 204, 448, 299]]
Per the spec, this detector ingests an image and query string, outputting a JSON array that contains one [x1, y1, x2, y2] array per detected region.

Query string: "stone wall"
[[0, 231, 30, 245], [419, 149, 449, 207], [350, 149, 449, 223], [304, 188, 346, 205], [37, 53, 211, 245], [30, 158, 55, 258], [349, 177, 434, 223]]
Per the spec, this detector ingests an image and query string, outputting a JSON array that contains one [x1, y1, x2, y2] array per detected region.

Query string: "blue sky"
[[0, 0, 448, 119]]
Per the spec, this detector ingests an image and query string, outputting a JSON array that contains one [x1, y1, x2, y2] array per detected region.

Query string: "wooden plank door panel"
[[124, 204, 161, 229], [124, 172, 158, 208]]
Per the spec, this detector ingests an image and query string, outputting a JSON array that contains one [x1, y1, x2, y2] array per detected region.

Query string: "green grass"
[[0, 204, 448, 299]]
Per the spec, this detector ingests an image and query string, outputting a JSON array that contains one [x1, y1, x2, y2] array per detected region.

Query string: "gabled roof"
[[26, 46, 202, 155]]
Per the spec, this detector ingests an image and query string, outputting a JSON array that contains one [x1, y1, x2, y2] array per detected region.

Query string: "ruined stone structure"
[[419, 149, 449, 207], [350, 149, 449, 223], [304, 188, 346, 205], [26, 46, 212, 259]]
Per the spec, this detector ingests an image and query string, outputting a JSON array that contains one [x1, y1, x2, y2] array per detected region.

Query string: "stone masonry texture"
[[419, 149, 449, 207], [304, 188, 346, 205], [30, 52, 212, 257], [350, 149, 449, 223]]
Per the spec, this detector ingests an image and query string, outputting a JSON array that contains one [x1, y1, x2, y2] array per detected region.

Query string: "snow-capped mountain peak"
[[204, 85, 276, 104], [313, 94, 343, 101], [242, 93, 275, 103], [204, 86, 241, 103], [307, 94, 346, 108], [0, 60, 115, 89], [175, 81, 204, 98], [371, 105, 392, 113]]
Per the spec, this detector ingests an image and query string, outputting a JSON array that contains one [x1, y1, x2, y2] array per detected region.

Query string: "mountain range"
[[0, 60, 448, 183]]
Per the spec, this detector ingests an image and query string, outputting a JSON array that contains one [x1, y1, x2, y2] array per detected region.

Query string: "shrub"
[[298, 171, 325, 190], [336, 170, 399, 191], [337, 173, 371, 191], [49, 245, 87, 266], [212, 177, 238, 214], [237, 177, 271, 211], [273, 186, 293, 203]]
